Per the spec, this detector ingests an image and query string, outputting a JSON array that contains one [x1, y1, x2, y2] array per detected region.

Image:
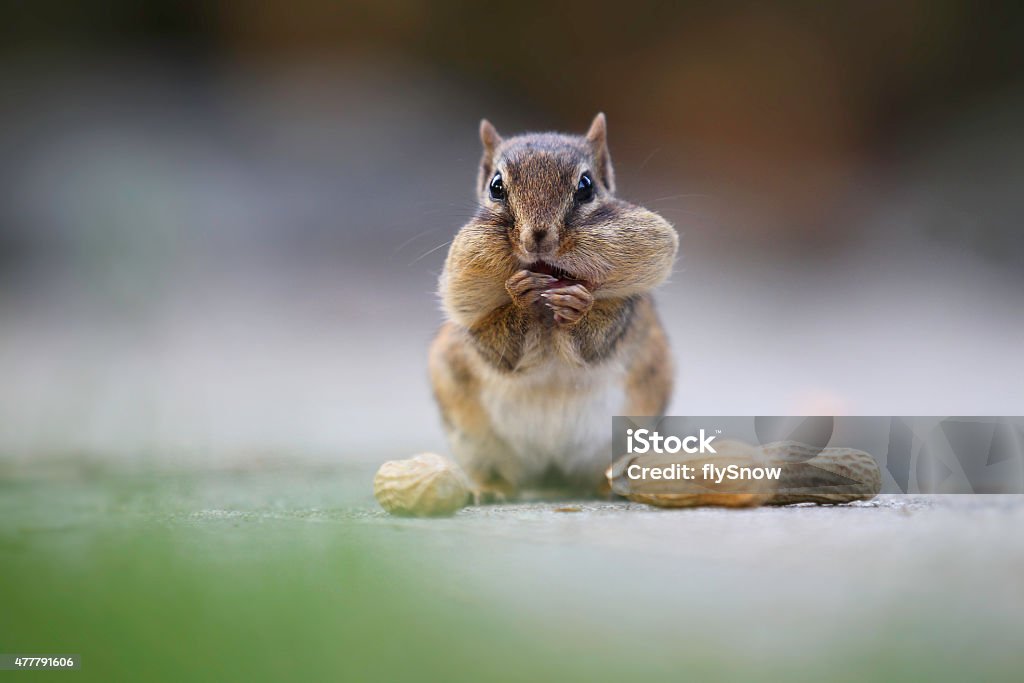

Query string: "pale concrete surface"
[[362, 493, 1024, 667]]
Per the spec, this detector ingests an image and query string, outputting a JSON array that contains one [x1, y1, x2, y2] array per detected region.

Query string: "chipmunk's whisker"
[[392, 228, 441, 256], [409, 239, 453, 265]]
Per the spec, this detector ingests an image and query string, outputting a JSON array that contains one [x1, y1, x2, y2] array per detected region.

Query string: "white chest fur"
[[479, 359, 626, 480]]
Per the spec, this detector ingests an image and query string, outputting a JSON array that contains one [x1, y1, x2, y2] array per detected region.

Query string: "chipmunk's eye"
[[489, 172, 506, 201], [575, 172, 595, 203]]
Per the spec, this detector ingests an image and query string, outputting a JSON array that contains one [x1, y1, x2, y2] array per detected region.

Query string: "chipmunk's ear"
[[480, 118, 502, 155], [586, 113, 615, 193], [478, 119, 503, 192]]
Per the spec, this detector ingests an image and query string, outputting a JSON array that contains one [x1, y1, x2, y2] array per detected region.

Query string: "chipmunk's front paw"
[[543, 284, 594, 326], [506, 269, 557, 309]]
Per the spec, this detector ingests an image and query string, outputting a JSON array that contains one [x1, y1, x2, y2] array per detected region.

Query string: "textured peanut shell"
[[608, 440, 882, 508], [374, 452, 470, 517], [607, 440, 778, 508], [761, 441, 881, 505]]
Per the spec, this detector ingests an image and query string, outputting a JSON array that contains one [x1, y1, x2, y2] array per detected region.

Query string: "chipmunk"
[[429, 114, 678, 499]]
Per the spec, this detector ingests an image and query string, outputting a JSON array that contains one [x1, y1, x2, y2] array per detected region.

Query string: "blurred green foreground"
[[1, 463, 1020, 682]]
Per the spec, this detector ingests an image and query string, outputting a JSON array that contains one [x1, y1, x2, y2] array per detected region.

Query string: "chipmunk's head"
[[476, 114, 616, 268]]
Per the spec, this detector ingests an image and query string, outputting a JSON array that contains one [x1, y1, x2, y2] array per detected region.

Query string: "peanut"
[[607, 440, 881, 508], [761, 441, 881, 505], [607, 440, 777, 508], [373, 452, 471, 517]]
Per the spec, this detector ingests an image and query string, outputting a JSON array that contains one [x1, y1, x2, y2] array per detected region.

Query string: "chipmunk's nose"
[[524, 227, 554, 254]]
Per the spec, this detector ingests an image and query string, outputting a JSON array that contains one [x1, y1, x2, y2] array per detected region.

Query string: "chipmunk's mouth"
[[529, 260, 588, 289]]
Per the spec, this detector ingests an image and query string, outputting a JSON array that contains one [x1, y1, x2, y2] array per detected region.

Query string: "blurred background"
[[3, 5, 1024, 681], [2, 0, 1023, 465]]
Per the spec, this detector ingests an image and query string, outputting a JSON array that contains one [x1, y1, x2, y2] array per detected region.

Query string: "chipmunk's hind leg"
[[448, 428, 521, 504], [429, 323, 523, 504], [469, 475, 519, 505], [556, 451, 615, 499]]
